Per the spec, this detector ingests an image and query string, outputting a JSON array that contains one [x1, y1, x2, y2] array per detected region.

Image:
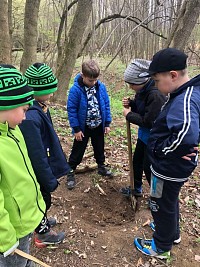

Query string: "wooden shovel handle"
[[126, 120, 134, 191]]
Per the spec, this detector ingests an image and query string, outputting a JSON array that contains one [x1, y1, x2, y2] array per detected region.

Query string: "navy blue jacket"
[[20, 101, 71, 193], [67, 74, 112, 133], [148, 75, 200, 182], [126, 80, 166, 144]]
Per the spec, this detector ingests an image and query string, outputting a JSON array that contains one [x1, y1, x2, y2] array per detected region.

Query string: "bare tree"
[[55, 0, 93, 103], [166, 0, 200, 50], [0, 0, 11, 63], [20, 0, 41, 73]]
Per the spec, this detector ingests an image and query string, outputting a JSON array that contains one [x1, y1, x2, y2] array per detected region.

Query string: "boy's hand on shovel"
[[122, 97, 130, 107], [123, 107, 131, 117]]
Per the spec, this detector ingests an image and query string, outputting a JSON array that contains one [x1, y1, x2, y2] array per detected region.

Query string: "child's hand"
[[74, 131, 84, 141], [123, 107, 131, 117], [122, 97, 130, 108], [105, 127, 110, 134], [182, 147, 198, 160]]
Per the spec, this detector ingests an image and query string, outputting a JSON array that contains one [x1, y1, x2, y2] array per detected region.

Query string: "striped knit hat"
[[0, 65, 34, 110], [124, 59, 151, 84], [24, 63, 58, 96]]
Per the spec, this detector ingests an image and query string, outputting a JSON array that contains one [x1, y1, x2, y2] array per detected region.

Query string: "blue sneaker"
[[149, 221, 156, 231], [133, 186, 142, 197], [149, 221, 181, 244], [134, 237, 170, 259], [120, 186, 142, 197]]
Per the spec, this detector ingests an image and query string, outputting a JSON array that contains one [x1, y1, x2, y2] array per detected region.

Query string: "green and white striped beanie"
[[0, 64, 34, 110], [24, 63, 58, 96]]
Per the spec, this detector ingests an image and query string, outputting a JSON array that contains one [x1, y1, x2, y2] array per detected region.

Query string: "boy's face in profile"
[[152, 72, 176, 95], [2, 105, 29, 128], [35, 93, 53, 102], [81, 74, 98, 88], [128, 83, 145, 92]]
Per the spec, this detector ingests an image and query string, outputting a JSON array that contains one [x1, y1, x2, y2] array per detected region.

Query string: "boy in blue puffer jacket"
[[20, 63, 72, 247], [134, 48, 200, 259], [122, 59, 166, 196], [67, 60, 112, 189]]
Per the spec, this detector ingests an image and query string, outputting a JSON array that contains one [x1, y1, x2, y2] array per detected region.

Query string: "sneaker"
[[134, 237, 170, 259], [120, 186, 131, 197], [149, 221, 181, 244], [132, 186, 142, 197], [98, 165, 113, 177], [67, 170, 76, 190], [34, 230, 65, 248], [120, 186, 142, 197], [48, 217, 56, 227]]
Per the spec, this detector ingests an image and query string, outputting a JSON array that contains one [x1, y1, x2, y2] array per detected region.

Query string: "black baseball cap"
[[139, 48, 188, 77]]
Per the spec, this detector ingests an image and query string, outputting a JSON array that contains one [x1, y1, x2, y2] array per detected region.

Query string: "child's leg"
[[133, 138, 145, 188], [69, 132, 89, 170], [143, 144, 151, 185], [149, 176, 184, 251], [91, 125, 105, 165], [0, 234, 32, 267]]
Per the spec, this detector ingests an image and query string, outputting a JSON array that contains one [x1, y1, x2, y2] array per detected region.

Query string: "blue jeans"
[[149, 175, 184, 251], [0, 234, 33, 267]]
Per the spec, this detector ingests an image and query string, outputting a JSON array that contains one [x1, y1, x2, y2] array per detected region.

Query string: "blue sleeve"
[[154, 97, 199, 158], [102, 84, 112, 125], [20, 118, 58, 193], [67, 86, 81, 129]]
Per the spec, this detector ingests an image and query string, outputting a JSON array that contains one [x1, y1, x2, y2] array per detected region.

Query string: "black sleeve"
[[20, 119, 58, 193], [126, 91, 166, 128]]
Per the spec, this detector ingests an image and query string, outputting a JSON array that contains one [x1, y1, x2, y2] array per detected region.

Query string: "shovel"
[[126, 120, 137, 210]]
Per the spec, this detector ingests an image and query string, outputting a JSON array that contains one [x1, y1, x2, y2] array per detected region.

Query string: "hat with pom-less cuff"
[[24, 63, 58, 96], [124, 59, 151, 84], [0, 65, 34, 110]]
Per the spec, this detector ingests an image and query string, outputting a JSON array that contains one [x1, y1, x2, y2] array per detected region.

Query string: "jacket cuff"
[[105, 122, 110, 127], [73, 126, 81, 133], [3, 240, 19, 257], [126, 112, 132, 121]]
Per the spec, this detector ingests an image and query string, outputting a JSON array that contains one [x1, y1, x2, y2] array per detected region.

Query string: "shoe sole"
[[134, 244, 169, 259], [34, 239, 63, 248]]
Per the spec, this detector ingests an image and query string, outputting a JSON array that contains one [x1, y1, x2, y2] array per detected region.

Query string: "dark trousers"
[[69, 124, 105, 170], [35, 189, 51, 234], [133, 138, 151, 188], [149, 174, 184, 251]]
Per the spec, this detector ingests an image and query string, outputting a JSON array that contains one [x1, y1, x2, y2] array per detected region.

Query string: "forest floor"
[[30, 104, 200, 267]]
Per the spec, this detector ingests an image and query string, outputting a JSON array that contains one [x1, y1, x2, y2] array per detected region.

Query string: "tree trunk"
[[20, 0, 41, 73], [0, 0, 11, 63], [165, 0, 200, 51], [55, 0, 93, 103]]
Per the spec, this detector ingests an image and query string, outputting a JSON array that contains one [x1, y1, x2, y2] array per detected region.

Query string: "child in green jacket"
[[0, 65, 46, 266]]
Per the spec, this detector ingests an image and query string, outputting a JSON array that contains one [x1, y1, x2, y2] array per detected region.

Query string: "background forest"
[[0, 1, 200, 266], [0, 0, 200, 102]]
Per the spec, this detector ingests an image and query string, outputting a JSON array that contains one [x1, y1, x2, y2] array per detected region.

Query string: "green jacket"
[[0, 122, 46, 255]]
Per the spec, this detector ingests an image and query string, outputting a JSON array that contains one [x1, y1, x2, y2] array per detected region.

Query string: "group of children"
[[0, 47, 200, 266]]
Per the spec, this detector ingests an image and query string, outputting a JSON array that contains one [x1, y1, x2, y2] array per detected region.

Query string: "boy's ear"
[[170, 70, 178, 80]]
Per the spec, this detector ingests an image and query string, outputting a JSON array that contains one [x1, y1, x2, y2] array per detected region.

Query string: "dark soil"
[[30, 106, 200, 267]]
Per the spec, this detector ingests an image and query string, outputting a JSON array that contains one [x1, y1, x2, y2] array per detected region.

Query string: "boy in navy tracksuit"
[[20, 63, 73, 247], [122, 59, 166, 196], [67, 60, 112, 189], [134, 48, 200, 259]]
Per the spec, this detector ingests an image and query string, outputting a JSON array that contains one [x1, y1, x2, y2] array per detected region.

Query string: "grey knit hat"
[[124, 59, 151, 84]]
